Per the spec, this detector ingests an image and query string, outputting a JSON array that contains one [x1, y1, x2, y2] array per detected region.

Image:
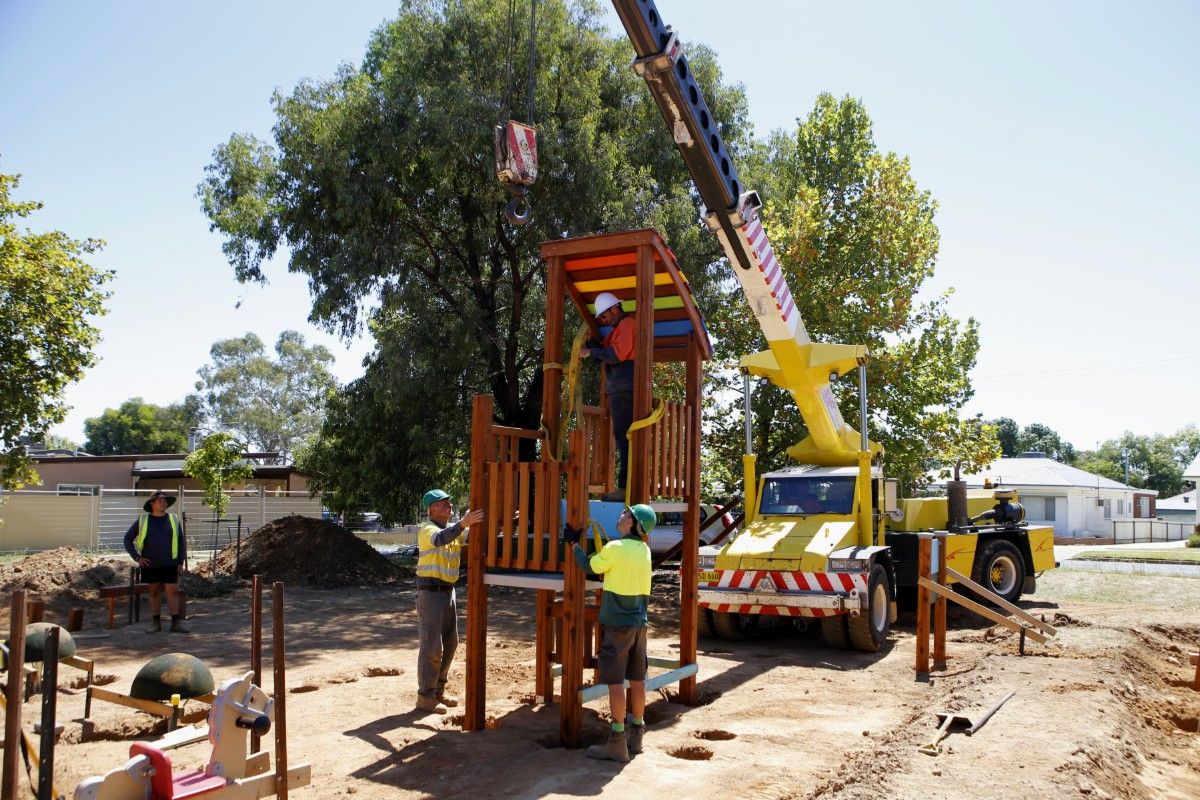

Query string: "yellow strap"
[[540, 324, 588, 462], [613, 399, 666, 504]]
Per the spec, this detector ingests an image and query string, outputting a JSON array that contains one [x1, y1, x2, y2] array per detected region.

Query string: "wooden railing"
[[580, 405, 612, 495], [484, 459, 565, 572], [647, 399, 689, 499]]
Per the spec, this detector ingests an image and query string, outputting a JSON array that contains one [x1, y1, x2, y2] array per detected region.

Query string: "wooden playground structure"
[[463, 229, 712, 745]]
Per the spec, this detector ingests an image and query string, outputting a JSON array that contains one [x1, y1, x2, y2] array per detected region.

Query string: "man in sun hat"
[[414, 488, 484, 714], [123, 489, 188, 633], [564, 503, 655, 762]]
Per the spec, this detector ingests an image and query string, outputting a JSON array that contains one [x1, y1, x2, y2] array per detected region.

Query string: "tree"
[[990, 417, 1020, 457], [182, 432, 254, 522], [1016, 422, 1077, 463], [194, 331, 336, 461], [703, 94, 988, 490], [199, 0, 748, 509], [0, 170, 112, 488], [83, 396, 202, 454], [1074, 426, 1200, 496]]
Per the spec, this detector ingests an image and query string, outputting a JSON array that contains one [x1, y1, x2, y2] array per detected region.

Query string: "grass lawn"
[[1073, 547, 1200, 564]]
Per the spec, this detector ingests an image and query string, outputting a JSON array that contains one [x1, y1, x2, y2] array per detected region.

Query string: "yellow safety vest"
[[588, 537, 651, 596], [416, 520, 463, 583], [135, 513, 180, 560]]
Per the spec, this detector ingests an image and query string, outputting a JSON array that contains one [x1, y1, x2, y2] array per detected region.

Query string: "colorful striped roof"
[[541, 229, 712, 362]]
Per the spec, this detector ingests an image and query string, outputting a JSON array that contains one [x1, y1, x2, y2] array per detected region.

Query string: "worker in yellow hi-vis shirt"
[[565, 503, 655, 762]]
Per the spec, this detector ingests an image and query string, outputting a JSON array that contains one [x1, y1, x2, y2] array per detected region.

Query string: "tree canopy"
[[182, 432, 254, 520], [198, 0, 748, 517], [0, 171, 111, 488], [83, 397, 201, 455], [703, 94, 993, 490], [194, 331, 336, 462]]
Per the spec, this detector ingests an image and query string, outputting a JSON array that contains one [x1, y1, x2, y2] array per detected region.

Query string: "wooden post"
[[271, 582, 288, 800], [542, 255, 565, 458], [4, 590, 28, 800], [933, 533, 947, 669], [915, 536, 930, 675], [27, 601, 43, 624], [464, 395, 493, 732], [251, 575, 263, 754], [629, 243, 655, 504], [679, 338, 702, 704], [66, 609, 83, 632], [535, 590, 552, 703], [37, 626, 58, 800], [560, 429, 588, 747]]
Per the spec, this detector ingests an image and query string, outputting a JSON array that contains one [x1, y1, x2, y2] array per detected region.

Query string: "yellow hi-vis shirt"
[[584, 535, 651, 627], [417, 520, 463, 584]]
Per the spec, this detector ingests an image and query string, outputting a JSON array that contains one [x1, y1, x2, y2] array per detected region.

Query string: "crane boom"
[[610, 0, 876, 466]]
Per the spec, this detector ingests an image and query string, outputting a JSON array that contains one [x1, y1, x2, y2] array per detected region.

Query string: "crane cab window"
[[759, 476, 855, 516]]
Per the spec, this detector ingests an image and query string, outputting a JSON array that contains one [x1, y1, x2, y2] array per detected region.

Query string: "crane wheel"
[[697, 607, 717, 638], [847, 564, 891, 653], [970, 539, 1026, 605], [712, 610, 759, 640], [820, 615, 850, 649]]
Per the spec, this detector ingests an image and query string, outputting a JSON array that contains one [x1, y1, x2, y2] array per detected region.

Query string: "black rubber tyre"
[[712, 610, 760, 640], [848, 564, 892, 653], [820, 615, 850, 649], [971, 539, 1026, 605], [697, 607, 717, 639]]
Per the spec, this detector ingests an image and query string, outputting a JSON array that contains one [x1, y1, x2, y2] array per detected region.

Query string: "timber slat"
[[917, 577, 1048, 644]]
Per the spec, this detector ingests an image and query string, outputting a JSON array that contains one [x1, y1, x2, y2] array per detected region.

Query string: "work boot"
[[437, 691, 460, 708], [587, 730, 629, 763], [169, 616, 188, 633], [147, 615, 162, 633], [626, 719, 645, 755], [415, 694, 448, 714]]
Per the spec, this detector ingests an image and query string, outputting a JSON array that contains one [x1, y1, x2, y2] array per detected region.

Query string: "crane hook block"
[[495, 121, 538, 187]]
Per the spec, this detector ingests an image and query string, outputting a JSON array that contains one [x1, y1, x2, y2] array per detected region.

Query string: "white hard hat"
[[593, 292, 622, 317]]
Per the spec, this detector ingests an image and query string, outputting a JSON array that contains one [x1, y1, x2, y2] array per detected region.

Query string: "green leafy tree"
[[198, 0, 747, 511], [990, 417, 1020, 457], [83, 396, 202, 454], [182, 432, 254, 521], [195, 331, 336, 461], [1016, 422, 1077, 463], [1075, 426, 1200, 496], [0, 171, 112, 488], [704, 94, 985, 491], [43, 433, 81, 451]]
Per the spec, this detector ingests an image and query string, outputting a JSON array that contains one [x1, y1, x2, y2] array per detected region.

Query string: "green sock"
[[612, 721, 625, 733], [631, 717, 644, 726]]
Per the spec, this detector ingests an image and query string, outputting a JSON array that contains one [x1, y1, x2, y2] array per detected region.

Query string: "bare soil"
[[6, 543, 1199, 800]]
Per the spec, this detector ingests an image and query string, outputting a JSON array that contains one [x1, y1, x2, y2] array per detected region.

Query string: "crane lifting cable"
[[494, 0, 539, 225]]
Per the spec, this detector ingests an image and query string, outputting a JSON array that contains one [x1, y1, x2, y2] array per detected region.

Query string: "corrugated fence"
[[0, 488, 323, 555]]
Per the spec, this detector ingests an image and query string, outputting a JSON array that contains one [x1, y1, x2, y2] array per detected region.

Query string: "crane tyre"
[[971, 539, 1026, 605], [848, 564, 891, 653], [820, 615, 850, 649], [697, 607, 717, 639], [712, 610, 759, 640]]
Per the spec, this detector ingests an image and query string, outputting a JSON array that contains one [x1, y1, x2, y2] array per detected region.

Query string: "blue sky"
[[2, 0, 1198, 451]]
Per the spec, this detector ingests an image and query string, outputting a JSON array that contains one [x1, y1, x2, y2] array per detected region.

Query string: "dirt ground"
[[9, 545, 1200, 800]]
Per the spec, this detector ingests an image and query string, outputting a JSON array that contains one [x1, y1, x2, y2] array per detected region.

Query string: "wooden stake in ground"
[[272, 582, 288, 800], [3, 590, 27, 800], [251, 574, 263, 754], [915, 537, 930, 675]]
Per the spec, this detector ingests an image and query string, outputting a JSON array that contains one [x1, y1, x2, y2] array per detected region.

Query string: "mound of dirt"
[[196, 515, 402, 588], [0, 547, 125, 600]]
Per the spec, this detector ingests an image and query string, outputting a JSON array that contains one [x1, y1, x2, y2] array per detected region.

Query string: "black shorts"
[[597, 624, 648, 685], [140, 564, 179, 585]]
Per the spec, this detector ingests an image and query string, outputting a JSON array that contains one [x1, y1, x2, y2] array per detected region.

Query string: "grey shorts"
[[597, 624, 647, 685]]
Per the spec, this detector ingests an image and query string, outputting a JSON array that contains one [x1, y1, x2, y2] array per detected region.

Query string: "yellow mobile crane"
[[609, 0, 1057, 652]]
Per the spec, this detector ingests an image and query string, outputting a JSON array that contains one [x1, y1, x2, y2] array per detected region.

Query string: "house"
[[1156, 489, 1196, 523], [955, 452, 1155, 538], [1182, 451, 1200, 525], [27, 452, 310, 495]]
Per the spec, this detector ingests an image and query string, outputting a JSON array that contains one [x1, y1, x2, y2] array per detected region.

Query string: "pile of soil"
[[0, 547, 124, 601], [197, 515, 402, 588]]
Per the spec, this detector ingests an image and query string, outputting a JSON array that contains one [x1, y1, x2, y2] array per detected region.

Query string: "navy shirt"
[[124, 514, 186, 567]]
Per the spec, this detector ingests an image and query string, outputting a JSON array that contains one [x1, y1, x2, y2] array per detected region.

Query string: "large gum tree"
[[197, 0, 748, 519]]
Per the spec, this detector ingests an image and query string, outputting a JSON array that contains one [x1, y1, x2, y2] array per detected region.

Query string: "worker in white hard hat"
[[580, 291, 635, 502]]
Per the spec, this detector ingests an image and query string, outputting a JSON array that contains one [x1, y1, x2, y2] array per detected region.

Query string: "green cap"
[[422, 489, 451, 510], [627, 504, 656, 536]]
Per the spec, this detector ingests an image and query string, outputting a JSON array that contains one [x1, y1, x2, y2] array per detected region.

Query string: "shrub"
[[1188, 534, 1200, 549]]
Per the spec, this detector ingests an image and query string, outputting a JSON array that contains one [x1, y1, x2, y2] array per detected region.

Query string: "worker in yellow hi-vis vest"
[[414, 489, 484, 714], [123, 490, 188, 633]]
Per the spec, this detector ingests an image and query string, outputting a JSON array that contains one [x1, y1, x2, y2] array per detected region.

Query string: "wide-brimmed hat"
[[143, 490, 177, 513]]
